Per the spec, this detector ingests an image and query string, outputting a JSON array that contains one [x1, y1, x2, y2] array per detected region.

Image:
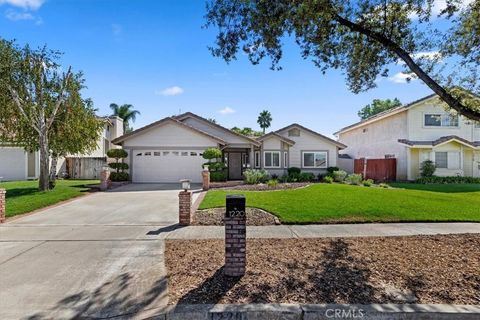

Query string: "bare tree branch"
[[46, 66, 72, 129], [7, 84, 40, 133]]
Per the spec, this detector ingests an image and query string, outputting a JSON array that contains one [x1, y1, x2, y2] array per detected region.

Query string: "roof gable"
[[276, 123, 346, 149], [257, 132, 295, 145]]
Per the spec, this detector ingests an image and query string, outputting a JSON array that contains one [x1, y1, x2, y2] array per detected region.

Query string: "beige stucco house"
[[0, 116, 123, 181], [335, 94, 480, 180], [112, 112, 346, 183]]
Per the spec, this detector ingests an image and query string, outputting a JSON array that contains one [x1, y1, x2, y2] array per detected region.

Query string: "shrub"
[[420, 160, 436, 177], [415, 176, 480, 184], [287, 167, 301, 176], [332, 170, 347, 182], [323, 176, 334, 183], [202, 147, 222, 160], [345, 173, 362, 185], [378, 183, 390, 188], [110, 172, 129, 181], [278, 175, 289, 183], [210, 171, 227, 182], [317, 173, 325, 181], [107, 149, 128, 159], [205, 162, 226, 172], [298, 172, 316, 182], [267, 179, 279, 188], [108, 162, 129, 171], [327, 166, 340, 174], [243, 169, 270, 184], [271, 173, 279, 180], [362, 179, 374, 187]]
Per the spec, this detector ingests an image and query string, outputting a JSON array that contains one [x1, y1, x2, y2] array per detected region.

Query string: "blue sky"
[[1, 0, 437, 137]]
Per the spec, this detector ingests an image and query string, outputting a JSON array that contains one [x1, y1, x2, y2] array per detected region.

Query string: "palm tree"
[[110, 103, 140, 133], [257, 110, 272, 134]]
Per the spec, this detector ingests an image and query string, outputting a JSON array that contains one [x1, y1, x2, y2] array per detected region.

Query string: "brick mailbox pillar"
[[0, 188, 5, 223], [100, 167, 111, 191], [179, 191, 192, 225], [224, 194, 246, 277], [202, 168, 210, 191]]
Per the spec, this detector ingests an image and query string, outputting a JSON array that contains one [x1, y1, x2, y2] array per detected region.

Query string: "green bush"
[[108, 162, 129, 171], [205, 161, 226, 172], [345, 173, 363, 185], [298, 172, 316, 182], [323, 176, 334, 183], [267, 179, 279, 188], [415, 176, 480, 184], [110, 172, 129, 181], [107, 149, 128, 159], [378, 183, 390, 188], [332, 170, 347, 182], [327, 166, 340, 174], [202, 147, 222, 160], [420, 160, 436, 177], [278, 175, 289, 183], [243, 169, 270, 184], [287, 173, 300, 182], [210, 171, 227, 182], [362, 179, 374, 187], [287, 167, 301, 176]]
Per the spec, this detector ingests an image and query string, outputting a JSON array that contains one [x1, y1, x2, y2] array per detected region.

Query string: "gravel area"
[[193, 208, 280, 226], [216, 182, 310, 191], [165, 234, 480, 305]]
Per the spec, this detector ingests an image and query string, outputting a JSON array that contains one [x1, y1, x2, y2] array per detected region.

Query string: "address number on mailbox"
[[227, 208, 246, 218]]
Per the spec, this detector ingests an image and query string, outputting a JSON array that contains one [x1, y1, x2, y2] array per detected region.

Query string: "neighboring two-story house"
[[335, 94, 480, 180], [0, 115, 123, 181]]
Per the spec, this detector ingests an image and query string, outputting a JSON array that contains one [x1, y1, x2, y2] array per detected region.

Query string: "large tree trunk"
[[49, 156, 58, 185], [38, 131, 50, 191]]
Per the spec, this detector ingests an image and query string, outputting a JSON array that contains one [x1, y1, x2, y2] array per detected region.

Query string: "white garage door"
[[0, 148, 26, 181], [132, 150, 206, 183]]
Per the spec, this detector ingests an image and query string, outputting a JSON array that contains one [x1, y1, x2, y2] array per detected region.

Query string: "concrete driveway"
[[0, 183, 198, 319]]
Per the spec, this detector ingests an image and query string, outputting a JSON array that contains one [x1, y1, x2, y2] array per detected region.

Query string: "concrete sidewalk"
[[165, 222, 480, 239]]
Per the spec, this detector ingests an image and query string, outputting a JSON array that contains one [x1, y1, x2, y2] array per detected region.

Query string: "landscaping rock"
[[193, 207, 280, 226]]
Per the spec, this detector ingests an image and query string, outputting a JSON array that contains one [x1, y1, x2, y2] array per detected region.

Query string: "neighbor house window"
[[302, 151, 327, 168], [254, 151, 260, 168], [424, 114, 459, 127], [435, 151, 460, 169], [284, 152, 288, 168], [264, 151, 281, 168]]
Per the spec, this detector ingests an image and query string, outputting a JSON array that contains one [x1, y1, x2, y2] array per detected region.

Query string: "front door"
[[228, 153, 243, 180]]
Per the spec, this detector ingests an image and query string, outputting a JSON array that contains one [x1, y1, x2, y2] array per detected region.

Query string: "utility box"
[[224, 194, 246, 277]]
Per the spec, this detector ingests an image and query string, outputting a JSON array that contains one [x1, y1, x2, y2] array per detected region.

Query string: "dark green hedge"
[[415, 176, 480, 184], [110, 172, 129, 181]]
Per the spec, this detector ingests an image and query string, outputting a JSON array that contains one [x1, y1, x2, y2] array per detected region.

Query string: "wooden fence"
[[66, 157, 107, 179], [354, 158, 397, 181]]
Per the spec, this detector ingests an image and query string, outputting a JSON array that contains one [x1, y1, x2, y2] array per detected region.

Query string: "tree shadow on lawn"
[[4, 187, 38, 198], [26, 272, 168, 319], [176, 239, 428, 304]]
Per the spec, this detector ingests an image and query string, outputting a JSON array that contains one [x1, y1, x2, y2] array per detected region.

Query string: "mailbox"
[[225, 194, 246, 219]]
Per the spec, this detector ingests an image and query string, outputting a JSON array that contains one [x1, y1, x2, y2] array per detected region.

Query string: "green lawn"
[[199, 183, 480, 224], [0, 180, 99, 218]]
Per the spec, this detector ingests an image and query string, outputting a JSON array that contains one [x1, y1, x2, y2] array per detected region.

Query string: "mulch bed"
[[193, 208, 280, 226], [165, 234, 480, 305], [215, 182, 310, 191]]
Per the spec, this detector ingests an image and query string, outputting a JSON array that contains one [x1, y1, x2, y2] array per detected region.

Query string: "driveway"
[[0, 183, 198, 319]]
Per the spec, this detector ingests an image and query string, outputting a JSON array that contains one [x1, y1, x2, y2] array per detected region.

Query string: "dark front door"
[[228, 153, 243, 180]]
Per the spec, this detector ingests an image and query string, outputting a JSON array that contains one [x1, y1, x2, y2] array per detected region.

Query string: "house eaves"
[[257, 132, 296, 146], [276, 123, 347, 149]]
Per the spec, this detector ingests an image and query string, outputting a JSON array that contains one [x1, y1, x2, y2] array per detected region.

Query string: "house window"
[[264, 151, 281, 168], [172, 151, 179, 156], [435, 152, 448, 168], [181, 152, 188, 156], [163, 151, 170, 156], [302, 151, 328, 168], [254, 151, 260, 168], [136, 152, 142, 156], [284, 152, 288, 168], [425, 114, 459, 127], [288, 128, 300, 137], [144, 152, 152, 156], [190, 152, 198, 156], [153, 152, 161, 156]]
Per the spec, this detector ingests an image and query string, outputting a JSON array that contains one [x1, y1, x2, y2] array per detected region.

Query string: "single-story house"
[[0, 116, 123, 181], [111, 112, 346, 183]]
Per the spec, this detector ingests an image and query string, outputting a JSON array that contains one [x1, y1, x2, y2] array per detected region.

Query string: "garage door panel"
[[132, 150, 205, 183], [0, 148, 26, 181]]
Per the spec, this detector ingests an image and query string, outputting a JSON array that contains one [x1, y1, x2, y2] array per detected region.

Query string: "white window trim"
[[263, 151, 281, 168], [254, 151, 261, 168], [423, 113, 459, 128], [302, 151, 328, 169], [284, 151, 288, 168]]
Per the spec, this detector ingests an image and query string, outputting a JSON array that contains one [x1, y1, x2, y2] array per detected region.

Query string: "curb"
[[135, 303, 480, 319]]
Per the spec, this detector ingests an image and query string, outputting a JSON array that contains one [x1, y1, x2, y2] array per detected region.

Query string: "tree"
[[358, 98, 402, 119], [109, 103, 140, 133], [0, 39, 102, 191], [207, 118, 217, 124], [205, 0, 480, 121], [231, 126, 263, 136], [257, 110, 272, 133]]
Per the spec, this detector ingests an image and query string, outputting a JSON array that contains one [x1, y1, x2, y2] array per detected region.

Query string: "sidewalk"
[[166, 222, 480, 239]]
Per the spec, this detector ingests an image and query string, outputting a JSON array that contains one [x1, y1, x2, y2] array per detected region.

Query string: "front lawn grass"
[[0, 179, 99, 218], [199, 183, 480, 224]]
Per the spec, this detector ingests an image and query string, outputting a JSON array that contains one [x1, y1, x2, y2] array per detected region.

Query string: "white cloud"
[[388, 72, 418, 84], [218, 107, 235, 115], [5, 8, 41, 23], [0, 0, 44, 10], [156, 86, 184, 96]]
